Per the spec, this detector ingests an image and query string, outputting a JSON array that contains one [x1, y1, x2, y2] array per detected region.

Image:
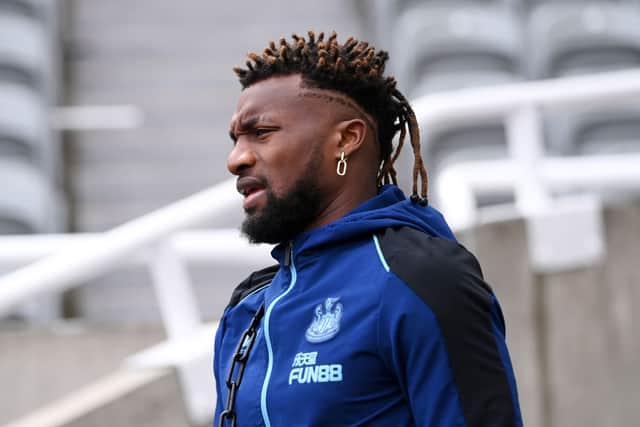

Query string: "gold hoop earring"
[[336, 152, 347, 176]]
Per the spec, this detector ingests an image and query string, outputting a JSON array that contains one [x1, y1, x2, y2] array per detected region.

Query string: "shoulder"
[[376, 226, 494, 312], [228, 264, 279, 307], [376, 227, 521, 426]]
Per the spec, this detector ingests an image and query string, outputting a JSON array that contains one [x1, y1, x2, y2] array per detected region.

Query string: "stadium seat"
[[0, 8, 50, 91], [417, 99, 512, 208], [529, 3, 640, 157], [394, 0, 519, 12], [424, 124, 507, 172], [411, 69, 520, 97], [0, 0, 42, 16], [393, 4, 522, 208], [546, 103, 640, 156], [528, 2, 640, 78], [393, 3, 524, 94], [372, 0, 522, 48], [0, 82, 56, 178], [423, 124, 514, 209], [0, 158, 61, 234], [522, 0, 625, 9]]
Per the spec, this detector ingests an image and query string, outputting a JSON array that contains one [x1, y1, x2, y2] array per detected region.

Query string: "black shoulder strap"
[[228, 264, 279, 307]]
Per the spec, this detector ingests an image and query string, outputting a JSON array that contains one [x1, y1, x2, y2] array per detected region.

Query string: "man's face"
[[227, 74, 340, 244]]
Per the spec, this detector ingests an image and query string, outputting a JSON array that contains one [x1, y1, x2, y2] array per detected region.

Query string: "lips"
[[236, 176, 267, 210]]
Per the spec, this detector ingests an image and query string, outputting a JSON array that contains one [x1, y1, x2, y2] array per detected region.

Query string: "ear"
[[334, 119, 367, 158]]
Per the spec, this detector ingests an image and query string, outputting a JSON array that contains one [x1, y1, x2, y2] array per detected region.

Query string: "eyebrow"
[[229, 115, 276, 141]]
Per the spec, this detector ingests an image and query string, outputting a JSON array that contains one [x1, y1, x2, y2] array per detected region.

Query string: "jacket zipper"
[[284, 240, 292, 267], [260, 241, 296, 427]]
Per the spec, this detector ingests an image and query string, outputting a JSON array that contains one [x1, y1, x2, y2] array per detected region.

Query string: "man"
[[214, 31, 523, 427]]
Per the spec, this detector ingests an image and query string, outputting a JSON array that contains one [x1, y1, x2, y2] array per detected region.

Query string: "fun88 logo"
[[288, 352, 343, 385]]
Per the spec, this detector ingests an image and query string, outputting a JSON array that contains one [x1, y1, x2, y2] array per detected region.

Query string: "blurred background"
[[0, 0, 639, 426]]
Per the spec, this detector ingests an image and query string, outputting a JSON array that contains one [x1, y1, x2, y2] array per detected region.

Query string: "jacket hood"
[[272, 185, 456, 264]]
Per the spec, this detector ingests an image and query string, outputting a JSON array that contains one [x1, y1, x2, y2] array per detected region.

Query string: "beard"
[[241, 153, 324, 244]]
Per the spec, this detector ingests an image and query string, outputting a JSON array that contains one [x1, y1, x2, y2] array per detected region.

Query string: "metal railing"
[[0, 179, 272, 426], [412, 68, 640, 272]]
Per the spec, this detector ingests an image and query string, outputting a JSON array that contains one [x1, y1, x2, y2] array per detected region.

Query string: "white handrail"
[[0, 178, 271, 425], [0, 178, 242, 315], [50, 105, 143, 130], [411, 68, 640, 225], [437, 153, 640, 231], [412, 68, 640, 128], [0, 230, 272, 271], [410, 68, 640, 222], [410, 69, 640, 273]]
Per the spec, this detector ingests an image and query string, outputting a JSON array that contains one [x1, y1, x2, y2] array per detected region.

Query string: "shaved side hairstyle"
[[233, 30, 429, 204]]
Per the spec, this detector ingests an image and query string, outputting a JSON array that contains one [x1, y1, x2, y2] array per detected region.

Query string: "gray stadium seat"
[[529, 3, 640, 156], [423, 123, 514, 209], [0, 8, 51, 91], [523, 0, 626, 8], [393, 4, 524, 95], [0, 158, 61, 234], [393, 4, 522, 207], [546, 103, 640, 156], [372, 0, 521, 49], [411, 69, 520, 97], [0, 0, 39, 18], [418, 106, 512, 209], [0, 82, 56, 177], [395, 0, 519, 12], [528, 3, 640, 78], [423, 125, 508, 169]]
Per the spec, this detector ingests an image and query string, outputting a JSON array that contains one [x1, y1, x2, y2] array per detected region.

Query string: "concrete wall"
[[0, 324, 166, 425], [459, 217, 542, 427], [459, 200, 640, 427]]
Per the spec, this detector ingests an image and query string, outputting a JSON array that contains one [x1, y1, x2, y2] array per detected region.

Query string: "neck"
[[304, 184, 377, 231]]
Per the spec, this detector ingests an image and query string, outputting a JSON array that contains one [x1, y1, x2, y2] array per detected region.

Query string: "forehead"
[[231, 74, 307, 123]]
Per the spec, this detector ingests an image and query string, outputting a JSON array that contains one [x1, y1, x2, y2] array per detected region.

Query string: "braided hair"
[[233, 30, 428, 204]]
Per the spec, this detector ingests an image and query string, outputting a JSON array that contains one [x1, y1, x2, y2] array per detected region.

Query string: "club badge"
[[305, 297, 343, 344]]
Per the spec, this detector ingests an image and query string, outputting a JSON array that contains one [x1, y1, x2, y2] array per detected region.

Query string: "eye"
[[254, 128, 273, 138]]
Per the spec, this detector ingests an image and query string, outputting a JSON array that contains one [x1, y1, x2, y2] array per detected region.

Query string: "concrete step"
[[5, 367, 197, 427], [0, 323, 217, 427]]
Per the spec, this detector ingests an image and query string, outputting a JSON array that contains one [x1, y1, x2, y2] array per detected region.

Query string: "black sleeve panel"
[[228, 264, 279, 307], [378, 227, 517, 427]]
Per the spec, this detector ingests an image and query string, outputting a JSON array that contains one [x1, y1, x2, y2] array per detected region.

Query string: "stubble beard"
[[241, 151, 324, 244]]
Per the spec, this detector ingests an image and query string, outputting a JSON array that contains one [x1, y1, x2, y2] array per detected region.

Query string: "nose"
[[227, 140, 257, 175]]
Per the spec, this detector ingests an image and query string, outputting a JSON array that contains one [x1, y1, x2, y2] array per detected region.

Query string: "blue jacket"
[[214, 185, 523, 427]]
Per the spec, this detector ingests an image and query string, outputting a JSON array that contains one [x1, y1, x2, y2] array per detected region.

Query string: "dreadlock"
[[233, 30, 428, 204]]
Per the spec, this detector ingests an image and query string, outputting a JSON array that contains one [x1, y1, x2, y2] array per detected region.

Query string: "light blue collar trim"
[[372, 235, 390, 272]]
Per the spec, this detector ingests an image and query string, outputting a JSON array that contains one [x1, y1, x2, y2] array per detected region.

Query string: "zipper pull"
[[284, 241, 293, 267]]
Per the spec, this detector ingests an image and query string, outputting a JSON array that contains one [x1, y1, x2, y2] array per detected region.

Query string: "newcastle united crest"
[[305, 297, 343, 343]]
